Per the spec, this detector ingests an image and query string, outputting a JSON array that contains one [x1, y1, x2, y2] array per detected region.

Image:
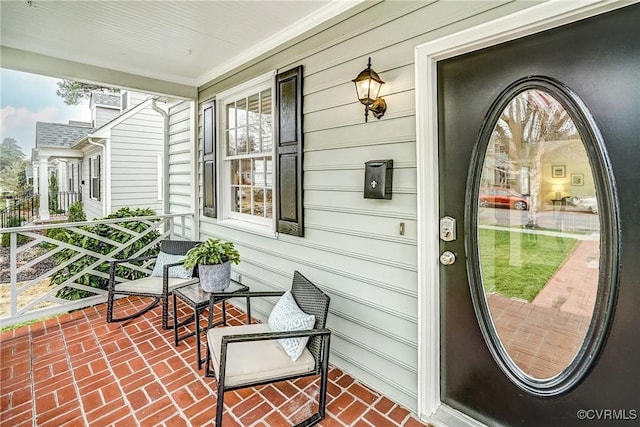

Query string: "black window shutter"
[[202, 101, 216, 218], [89, 160, 93, 198], [275, 65, 304, 236]]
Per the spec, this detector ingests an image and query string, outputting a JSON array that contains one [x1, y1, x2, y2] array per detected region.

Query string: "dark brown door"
[[439, 5, 639, 426]]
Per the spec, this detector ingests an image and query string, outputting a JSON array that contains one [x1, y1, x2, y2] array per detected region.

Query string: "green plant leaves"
[[183, 238, 240, 270], [48, 207, 161, 300]]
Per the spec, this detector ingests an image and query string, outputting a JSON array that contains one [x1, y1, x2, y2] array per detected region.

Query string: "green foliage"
[[0, 161, 29, 195], [1, 216, 28, 247], [67, 201, 86, 222], [49, 207, 160, 300], [0, 138, 26, 171], [48, 173, 59, 213], [479, 229, 578, 302], [183, 238, 240, 270], [55, 80, 119, 106], [0, 138, 28, 195]]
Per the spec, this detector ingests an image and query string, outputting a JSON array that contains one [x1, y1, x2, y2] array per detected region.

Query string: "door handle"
[[440, 251, 456, 266]]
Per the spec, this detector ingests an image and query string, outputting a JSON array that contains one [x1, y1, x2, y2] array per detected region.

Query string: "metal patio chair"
[[106, 239, 200, 329], [205, 270, 331, 426]]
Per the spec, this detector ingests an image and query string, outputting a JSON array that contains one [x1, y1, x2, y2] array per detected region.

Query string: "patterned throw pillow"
[[268, 291, 316, 361], [151, 251, 193, 279]]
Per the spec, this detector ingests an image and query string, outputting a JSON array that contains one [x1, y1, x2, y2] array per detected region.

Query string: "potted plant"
[[183, 238, 240, 292]]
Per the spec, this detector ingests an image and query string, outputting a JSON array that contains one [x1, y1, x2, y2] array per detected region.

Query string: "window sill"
[[217, 218, 277, 239]]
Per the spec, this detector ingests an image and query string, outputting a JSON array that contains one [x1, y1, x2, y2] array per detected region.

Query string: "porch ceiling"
[[0, 0, 364, 96]]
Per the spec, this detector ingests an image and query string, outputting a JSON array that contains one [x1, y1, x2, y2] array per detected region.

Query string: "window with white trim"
[[202, 66, 304, 237], [89, 155, 101, 201], [219, 73, 275, 231]]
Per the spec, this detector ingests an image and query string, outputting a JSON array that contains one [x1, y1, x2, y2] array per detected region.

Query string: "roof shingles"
[[35, 122, 93, 147]]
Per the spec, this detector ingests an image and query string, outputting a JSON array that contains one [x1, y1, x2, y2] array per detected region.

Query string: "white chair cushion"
[[207, 324, 315, 387], [268, 291, 315, 361], [150, 251, 194, 278], [115, 276, 196, 295]]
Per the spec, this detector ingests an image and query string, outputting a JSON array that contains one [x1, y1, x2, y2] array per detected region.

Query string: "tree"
[[0, 160, 29, 195], [0, 138, 28, 195], [0, 138, 25, 171], [489, 89, 577, 228], [49, 172, 59, 212], [55, 80, 119, 106]]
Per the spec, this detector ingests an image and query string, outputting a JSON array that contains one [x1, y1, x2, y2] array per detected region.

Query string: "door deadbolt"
[[440, 251, 456, 266], [440, 216, 456, 242]]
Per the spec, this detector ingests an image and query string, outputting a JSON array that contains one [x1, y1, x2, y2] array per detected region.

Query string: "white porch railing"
[[0, 213, 195, 328]]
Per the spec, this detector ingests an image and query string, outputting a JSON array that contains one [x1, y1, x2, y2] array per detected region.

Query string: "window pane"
[[265, 189, 273, 218], [227, 130, 236, 156], [261, 89, 271, 116], [241, 187, 251, 214], [249, 125, 260, 153], [230, 160, 240, 185], [265, 159, 273, 186], [240, 158, 252, 185], [231, 186, 241, 212], [253, 188, 265, 216], [226, 103, 235, 129], [237, 127, 247, 154], [248, 94, 260, 126], [261, 120, 272, 152], [237, 98, 247, 127], [254, 159, 265, 186], [261, 89, 272, 152]]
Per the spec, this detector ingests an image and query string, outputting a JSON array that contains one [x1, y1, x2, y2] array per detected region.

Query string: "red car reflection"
[[479, 187, 528, 210]]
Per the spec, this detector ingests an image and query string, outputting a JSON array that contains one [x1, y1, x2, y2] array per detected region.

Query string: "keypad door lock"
[[440, 216, 456, 242]]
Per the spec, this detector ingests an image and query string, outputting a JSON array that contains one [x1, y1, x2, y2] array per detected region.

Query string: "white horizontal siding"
[[191, 0, 541, 412], [80, 146, 103, 220], [167, 100, 196, 237], [110, 104, 163, 214], [94, 107, 119, 128]]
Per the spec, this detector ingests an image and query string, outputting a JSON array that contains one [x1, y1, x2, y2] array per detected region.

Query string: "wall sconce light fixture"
[[352, 57, 387, 122]]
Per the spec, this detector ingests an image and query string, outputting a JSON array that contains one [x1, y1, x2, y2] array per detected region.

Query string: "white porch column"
[[58, 160, 68, 192], [33, 162, 40, 195], [39, 155, 50, 220]]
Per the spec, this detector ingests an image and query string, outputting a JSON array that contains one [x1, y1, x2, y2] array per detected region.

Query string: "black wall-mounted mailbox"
[[364, 159, 393, 199]]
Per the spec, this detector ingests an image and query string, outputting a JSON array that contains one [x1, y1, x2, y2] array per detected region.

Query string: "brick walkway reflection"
[[487, 240, 599, 378]]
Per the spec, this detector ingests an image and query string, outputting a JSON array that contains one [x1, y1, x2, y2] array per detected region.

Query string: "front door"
[[439, 4, 639, 425]]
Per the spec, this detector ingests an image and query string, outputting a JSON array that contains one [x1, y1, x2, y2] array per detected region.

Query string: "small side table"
[[172, 279, 249, 369]]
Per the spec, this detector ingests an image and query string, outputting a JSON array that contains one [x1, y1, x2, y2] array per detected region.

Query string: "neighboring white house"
[[32, 120, 93, 211], [33, 90, 169, 220]]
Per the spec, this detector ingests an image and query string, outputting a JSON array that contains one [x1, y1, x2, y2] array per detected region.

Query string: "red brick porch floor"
[[0, 297, 429, 427]]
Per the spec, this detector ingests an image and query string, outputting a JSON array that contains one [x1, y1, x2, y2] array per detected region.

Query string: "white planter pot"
[[198, 261, 231, 292]]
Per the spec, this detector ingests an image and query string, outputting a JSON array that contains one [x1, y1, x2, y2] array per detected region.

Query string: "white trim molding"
[[414, 0, 633, 422], [195, 1, 366, 86]]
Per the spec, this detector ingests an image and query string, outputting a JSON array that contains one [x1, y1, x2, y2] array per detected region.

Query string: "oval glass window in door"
[[469, 77, 619, 395]]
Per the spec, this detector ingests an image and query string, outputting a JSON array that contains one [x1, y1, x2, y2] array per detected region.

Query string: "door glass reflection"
[[478, 89, 599, 380]]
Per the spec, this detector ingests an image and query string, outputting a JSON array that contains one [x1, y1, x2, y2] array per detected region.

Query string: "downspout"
[[150, 99, 169, 215], [87, 137, 107, 217]]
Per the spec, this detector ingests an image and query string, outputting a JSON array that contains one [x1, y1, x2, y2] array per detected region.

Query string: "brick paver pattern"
[[0, 297, 429, 427]]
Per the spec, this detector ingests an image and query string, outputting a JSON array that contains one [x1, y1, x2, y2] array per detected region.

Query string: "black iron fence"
[[1, 193, 39, 228], [1, 192, 82, 228], [49, 191, 82, 215]]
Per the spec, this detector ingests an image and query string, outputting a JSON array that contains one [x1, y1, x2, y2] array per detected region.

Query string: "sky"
[[0, 68, 91, 157]]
